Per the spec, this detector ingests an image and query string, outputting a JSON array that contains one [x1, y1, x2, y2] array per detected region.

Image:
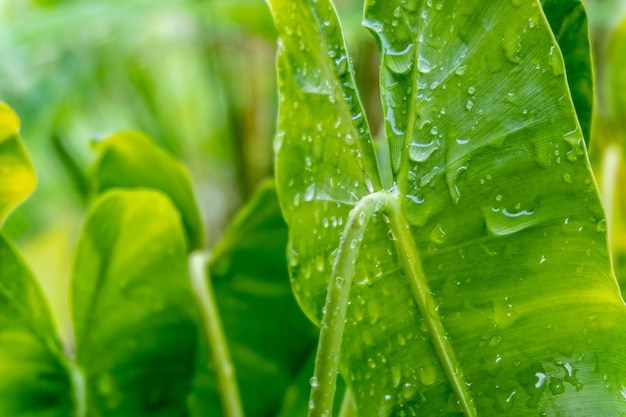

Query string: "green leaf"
[[190, 180, 318, 417], [0, 233, 73, 416], [90, 131, 204, 250], [0, 102, 37, 226], [271, 0, 626, 416], [71, 189, 198, 416], [541, 0, 595, 145]]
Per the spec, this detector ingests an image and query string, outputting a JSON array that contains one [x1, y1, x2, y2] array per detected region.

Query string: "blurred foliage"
[[585, 0, 626, 295], [0, 0, 373, 337]]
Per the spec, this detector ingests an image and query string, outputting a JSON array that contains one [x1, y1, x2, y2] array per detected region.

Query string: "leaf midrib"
[[385, 193, 477, 417]]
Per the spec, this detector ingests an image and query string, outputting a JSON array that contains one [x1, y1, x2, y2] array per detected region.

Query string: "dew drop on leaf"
[[385, 44, 415, 75]]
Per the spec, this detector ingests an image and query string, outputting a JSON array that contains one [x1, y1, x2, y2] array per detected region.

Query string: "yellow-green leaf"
[[0, 233, 73, 416], [71, 189, 199, 416], [90, 131, 204, 250], [0, 103, 36, 226]]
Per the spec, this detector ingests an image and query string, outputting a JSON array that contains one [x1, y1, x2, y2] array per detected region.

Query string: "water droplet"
[[493, 296, 519, 328], [548, 45, 563, 76], [409, 140, 439, 163], [304, 184, 315, 202], [429, 224, 446, 244], [535, 372, 547, 388], [455, 64, 467, 75], [418, 55, 434, 73], [563, 173, 572, 184], [310, 376, 318, 387], [467, 86, 476, 95], [336, 276, 345, 288], [548, 378, 565, 395], [501, 26, 521, 64], [483, 206, 537, 236], [494, 390, 516, 412], [316, 255, 325, 272], [335, 55, 348, 76], [465, 99, 474, 111], [563, 127, 583, 162], [419, 166, 441, 187], [386, 44, 415, 75], [419, 364, 437, 386]]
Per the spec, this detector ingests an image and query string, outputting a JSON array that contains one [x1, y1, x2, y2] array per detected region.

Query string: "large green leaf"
[[71, 189, 198, 416], [541, 0, 594, 145], [190, 180, 318, 417], [0, 102, 36, 226], [0, 233, 73, 416], [90, 131, 204, 250], [270, 0, 626, 416]]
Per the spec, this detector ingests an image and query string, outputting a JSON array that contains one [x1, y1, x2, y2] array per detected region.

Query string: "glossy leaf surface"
[[71, 189, 198, 416], [0, 234, 72, 416], [90, 131, 204, 250], [0, 103, 36, 225], [190, 180, 318, 417], [541, 0, 594, 144], [271, 0, 626, 415]]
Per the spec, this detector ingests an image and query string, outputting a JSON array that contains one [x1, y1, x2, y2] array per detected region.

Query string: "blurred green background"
[[0, 0, 625, 343]]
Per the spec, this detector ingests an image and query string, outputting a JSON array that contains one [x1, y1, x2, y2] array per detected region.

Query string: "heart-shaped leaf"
[[71, 189, 198, 416], [269, 0, 626, 415], [0, 102, 36, 226], [90, 131, 204, 250], [0, 233, 73, 416]]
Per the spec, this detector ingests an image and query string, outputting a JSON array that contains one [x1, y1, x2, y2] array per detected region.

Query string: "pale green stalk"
[[189, 251, 244, 417], [310, 190, 476, 417], [70, 361, 86, 417]]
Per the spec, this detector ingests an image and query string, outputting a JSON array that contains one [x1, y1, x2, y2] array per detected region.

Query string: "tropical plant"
[[268, 0, 626, 415], [2, 0, 626, 416]]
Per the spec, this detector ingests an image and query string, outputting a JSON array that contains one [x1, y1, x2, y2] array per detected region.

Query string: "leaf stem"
[[308, 192, 394, 417], [310, 189, 477, 417], [69, 361, 86, 417], [385, 197, 477, 417], [189, 251, 245, 417]]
